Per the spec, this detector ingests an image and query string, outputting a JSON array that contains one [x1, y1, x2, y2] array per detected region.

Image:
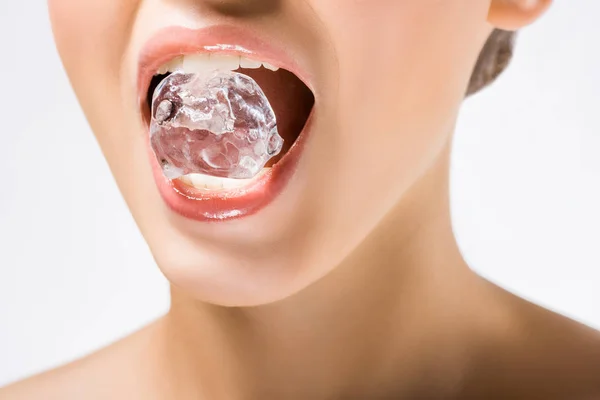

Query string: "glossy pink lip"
[[137, 25, 314, 222], [137, 25, 312, 122]]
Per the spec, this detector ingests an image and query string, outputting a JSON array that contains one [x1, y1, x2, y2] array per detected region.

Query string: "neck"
[[158, 144, 497, 400]]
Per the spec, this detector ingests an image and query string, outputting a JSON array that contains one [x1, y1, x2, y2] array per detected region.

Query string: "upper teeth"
[[156, 54, 280, 75]]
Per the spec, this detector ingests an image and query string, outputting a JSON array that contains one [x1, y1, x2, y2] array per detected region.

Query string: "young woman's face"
[[48, 0, 491, 305]]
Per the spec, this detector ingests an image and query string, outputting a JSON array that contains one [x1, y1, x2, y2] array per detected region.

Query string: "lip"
[[138, 25, 314, 222], [137, 25, 312, 123], [150, 111, 313, 221]]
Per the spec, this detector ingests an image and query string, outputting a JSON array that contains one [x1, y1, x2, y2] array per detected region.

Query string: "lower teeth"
[[149, 70, 284, 182], [179, 168, 270, 191]]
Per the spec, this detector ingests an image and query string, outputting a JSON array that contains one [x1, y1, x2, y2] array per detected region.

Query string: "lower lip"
[[149, 112, 313, 222]]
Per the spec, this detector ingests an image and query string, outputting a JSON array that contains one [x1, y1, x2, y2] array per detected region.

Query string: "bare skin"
[[3, 148, 599, 400], [2, 0, 599, 398]]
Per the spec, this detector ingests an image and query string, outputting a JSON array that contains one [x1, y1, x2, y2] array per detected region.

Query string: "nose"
[[200, 0, 282, 17]]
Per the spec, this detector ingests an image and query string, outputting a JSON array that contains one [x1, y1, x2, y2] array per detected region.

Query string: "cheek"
[[47, 0, 143, 167], [48, 0, 137, 71], [314, 0, 489, 172], [300, 0, 490, 244], [316, 0, 490, 134]]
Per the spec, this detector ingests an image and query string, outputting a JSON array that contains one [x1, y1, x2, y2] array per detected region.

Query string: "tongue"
[[239, 68, 314, 165]]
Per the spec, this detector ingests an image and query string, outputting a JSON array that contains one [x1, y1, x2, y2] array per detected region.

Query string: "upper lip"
[[137, 25, 313, 124]]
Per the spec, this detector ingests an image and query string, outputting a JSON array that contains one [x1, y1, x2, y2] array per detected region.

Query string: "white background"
[[0, 1, 598, 387]]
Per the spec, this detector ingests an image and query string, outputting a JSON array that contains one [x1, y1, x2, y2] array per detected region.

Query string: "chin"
[[154, 243, 325, 307]]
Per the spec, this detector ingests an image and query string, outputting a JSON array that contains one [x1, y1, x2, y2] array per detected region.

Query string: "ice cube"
[[149, 71, 283, 180]]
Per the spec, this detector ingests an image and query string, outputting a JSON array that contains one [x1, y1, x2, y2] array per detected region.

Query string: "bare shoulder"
[[462, 284, 600, 399], [0, 321, 165, 400], [518, 306, 600, 400], [0, 358, 97, 400]]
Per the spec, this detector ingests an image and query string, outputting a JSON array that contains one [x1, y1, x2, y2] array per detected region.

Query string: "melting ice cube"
[[150, 71, 283, 180]]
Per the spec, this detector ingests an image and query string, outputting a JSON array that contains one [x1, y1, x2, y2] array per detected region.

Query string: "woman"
[[2, 0, 599, 398]]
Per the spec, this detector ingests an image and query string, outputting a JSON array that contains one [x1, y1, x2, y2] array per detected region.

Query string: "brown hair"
[[467, 29, 516, 95]]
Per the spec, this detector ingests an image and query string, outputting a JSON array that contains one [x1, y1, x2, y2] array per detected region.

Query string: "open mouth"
[[143, 53, 315, 192]]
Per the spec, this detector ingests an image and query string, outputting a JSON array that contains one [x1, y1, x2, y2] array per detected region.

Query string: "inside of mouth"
[[146, 65, 314, 179]]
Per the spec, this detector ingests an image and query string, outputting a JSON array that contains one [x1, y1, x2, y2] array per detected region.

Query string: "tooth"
[[166, 56, 184, 72], [222, 178, 252, 189], [263, 62, 279, 71], [204, 176, 220, 190], [220, 180, 234, 189], [179, 168, 271, 191], [179, 175, 193, 186], [182, 54, 211, 75], [209, 54, 241, 71], [189, 174, 213, 190], [165, 54, 281, 78], [187, 174, 222, 191], [207, 176, 225, 190], [257, 167, 271, 177], [157, 64, 169, 75], [240, 57, 262, 69]]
